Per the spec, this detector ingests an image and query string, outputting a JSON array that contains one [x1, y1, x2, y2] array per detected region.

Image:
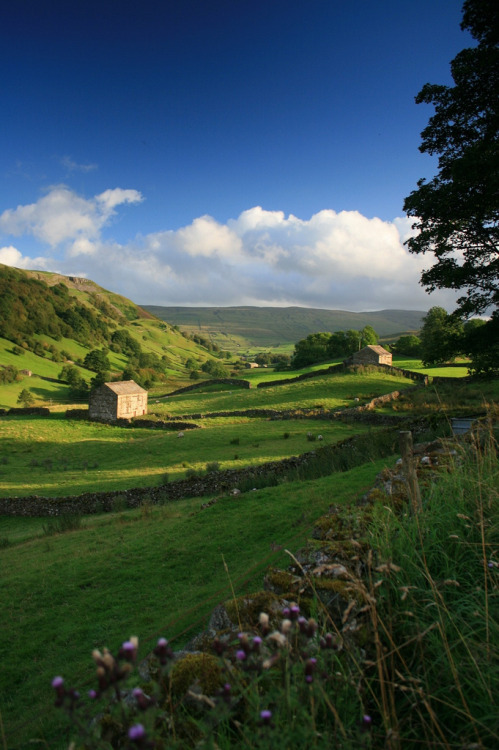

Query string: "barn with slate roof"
[[89, 380, 147, 421]]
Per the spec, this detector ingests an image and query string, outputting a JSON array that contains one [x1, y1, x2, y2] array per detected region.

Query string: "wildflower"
[[154, 636, 173, 665], [128, 723, 147, 742], [132, 687, 152, 711], [252, 636, 262, 652], [306, 618, 317, 638], [236, 649, 247, 661], [221, 682, 232, 703], [268, 631, 287, 648], [305, 657, 317, 683], [360, 714, 372, 733], [289, 603, 300, 620], [238, 632, 250, 654], [88, 689, 98, 700], [320, 633, 336, 649], [260, 709, 273, 726], [120, 638, 138, 661], [281, 618, 292, 634], [259, 611, 270, 635], [51, 676, 65, 706]]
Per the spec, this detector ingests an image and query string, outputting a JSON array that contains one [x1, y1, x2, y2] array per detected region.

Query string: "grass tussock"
[[49, 422, 498, 749]]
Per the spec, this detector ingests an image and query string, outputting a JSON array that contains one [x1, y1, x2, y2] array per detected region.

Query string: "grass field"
[[0, 363, 496, 749], [155, 369, 414, 415], [0, 458, 393, 749], [0, 414, 369, 497]]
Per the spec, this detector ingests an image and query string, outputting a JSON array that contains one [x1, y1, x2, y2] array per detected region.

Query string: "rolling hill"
[[142, 305, 425, 351], [0, 264, 225, 407]]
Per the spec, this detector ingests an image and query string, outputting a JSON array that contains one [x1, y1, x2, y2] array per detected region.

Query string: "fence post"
[[399, 430, 422, 514]]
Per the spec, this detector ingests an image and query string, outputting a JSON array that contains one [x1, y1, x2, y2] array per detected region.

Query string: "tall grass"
[[363, 421, 498, 748]]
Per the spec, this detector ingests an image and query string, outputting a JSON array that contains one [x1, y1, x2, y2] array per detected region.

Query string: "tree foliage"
[[291, 326, 379, 369], [403, 0, 499, 318], [419, 307, 464, 366], [17, 389, 35, 408]]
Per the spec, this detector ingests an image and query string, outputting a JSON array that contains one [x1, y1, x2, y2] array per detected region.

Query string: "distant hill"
[[142, 306, 425, 351]]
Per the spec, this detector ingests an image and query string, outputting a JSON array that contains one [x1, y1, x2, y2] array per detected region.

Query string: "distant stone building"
[[245, 362, 259, 369], [89, 380, 147, 421], [349, 345, 392, 366]]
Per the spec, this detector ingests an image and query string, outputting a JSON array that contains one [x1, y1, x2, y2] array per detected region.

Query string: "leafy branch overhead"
[[403, 0, 499, 318]]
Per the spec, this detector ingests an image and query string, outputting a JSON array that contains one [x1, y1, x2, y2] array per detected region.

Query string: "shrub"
[[206, 461, 221, 473]]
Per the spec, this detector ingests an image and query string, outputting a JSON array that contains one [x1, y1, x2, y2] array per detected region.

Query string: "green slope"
[[0, 265, 230, 407]]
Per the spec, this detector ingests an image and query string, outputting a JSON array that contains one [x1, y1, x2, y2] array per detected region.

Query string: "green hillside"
[[0, 265, 229, 407], [143, 305, 425, 351]]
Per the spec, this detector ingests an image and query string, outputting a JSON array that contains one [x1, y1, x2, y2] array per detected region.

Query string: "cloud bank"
[[0, 186, 456, 311]]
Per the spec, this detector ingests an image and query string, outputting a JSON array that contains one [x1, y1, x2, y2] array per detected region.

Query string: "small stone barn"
[[350, 345, 392, 366], [89, 380, 147, 421]]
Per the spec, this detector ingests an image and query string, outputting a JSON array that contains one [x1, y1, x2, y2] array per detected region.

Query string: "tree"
[[360, 325, 379, 346], [200, 360, 227, 378], [403, 0, 499, 318], [419, 306, 464, 366], [395, 335, 422, 357], [84, 349, 111, 373], [17, 389, 35, 408]]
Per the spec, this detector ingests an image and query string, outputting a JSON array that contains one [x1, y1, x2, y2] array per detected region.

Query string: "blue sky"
[[0, 0, 469, 311]]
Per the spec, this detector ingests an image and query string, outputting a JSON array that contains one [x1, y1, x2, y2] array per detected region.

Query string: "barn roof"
[[363, 345, 391, 355], [103, 380, 147, 395]]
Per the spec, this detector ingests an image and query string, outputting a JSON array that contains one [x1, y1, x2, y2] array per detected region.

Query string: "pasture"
[[0, 458, 393, 748]]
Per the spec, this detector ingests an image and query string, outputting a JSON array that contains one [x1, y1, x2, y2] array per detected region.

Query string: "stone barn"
[[89, 380, 147, 421], [350, 345, 392, 366]]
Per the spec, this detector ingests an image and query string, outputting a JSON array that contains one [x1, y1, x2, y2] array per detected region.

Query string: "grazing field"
[[0, 414, 369, 497], [0, 459, 392, 749], [156, 368, 414, 415]]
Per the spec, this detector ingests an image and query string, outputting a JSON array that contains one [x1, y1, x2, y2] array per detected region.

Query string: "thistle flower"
[[305, 657, 317, 683], [260, 709, 273, 726], [259, 612, 270, 635], [128, 723, 147, 742], [120, 638, 137, 661], [154, 636, 173, 664], [360, 714, 372, 733], [252, 636, 262, 652]]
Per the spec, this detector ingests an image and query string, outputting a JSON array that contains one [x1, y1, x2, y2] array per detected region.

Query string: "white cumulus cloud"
[[0, 185, 143, 249], [0, 188, 459, 311]]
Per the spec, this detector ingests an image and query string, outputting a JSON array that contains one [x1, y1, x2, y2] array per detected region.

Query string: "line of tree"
[[290, 326, 379, 369]]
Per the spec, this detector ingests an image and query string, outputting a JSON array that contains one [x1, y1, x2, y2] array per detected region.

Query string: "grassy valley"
[[0, 267, 497, 749]]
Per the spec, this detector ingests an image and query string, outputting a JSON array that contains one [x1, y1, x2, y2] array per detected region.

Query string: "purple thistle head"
[[88, 689, 98, 700], [361, 714, 373, 733], [236, 649, 247, 661], [120, 640, 137, 661], [290, 604, 300, 619], [51, 676, 64, 689], [252, 636, 262, 651], [129, 723, 146, 741], [260, 709, 273, 726]]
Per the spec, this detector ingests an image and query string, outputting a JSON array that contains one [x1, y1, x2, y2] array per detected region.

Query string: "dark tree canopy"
[[403, 0, 499, 317]]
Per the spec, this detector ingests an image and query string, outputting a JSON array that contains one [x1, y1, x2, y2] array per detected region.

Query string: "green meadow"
[[0, 459, 391, 748]]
